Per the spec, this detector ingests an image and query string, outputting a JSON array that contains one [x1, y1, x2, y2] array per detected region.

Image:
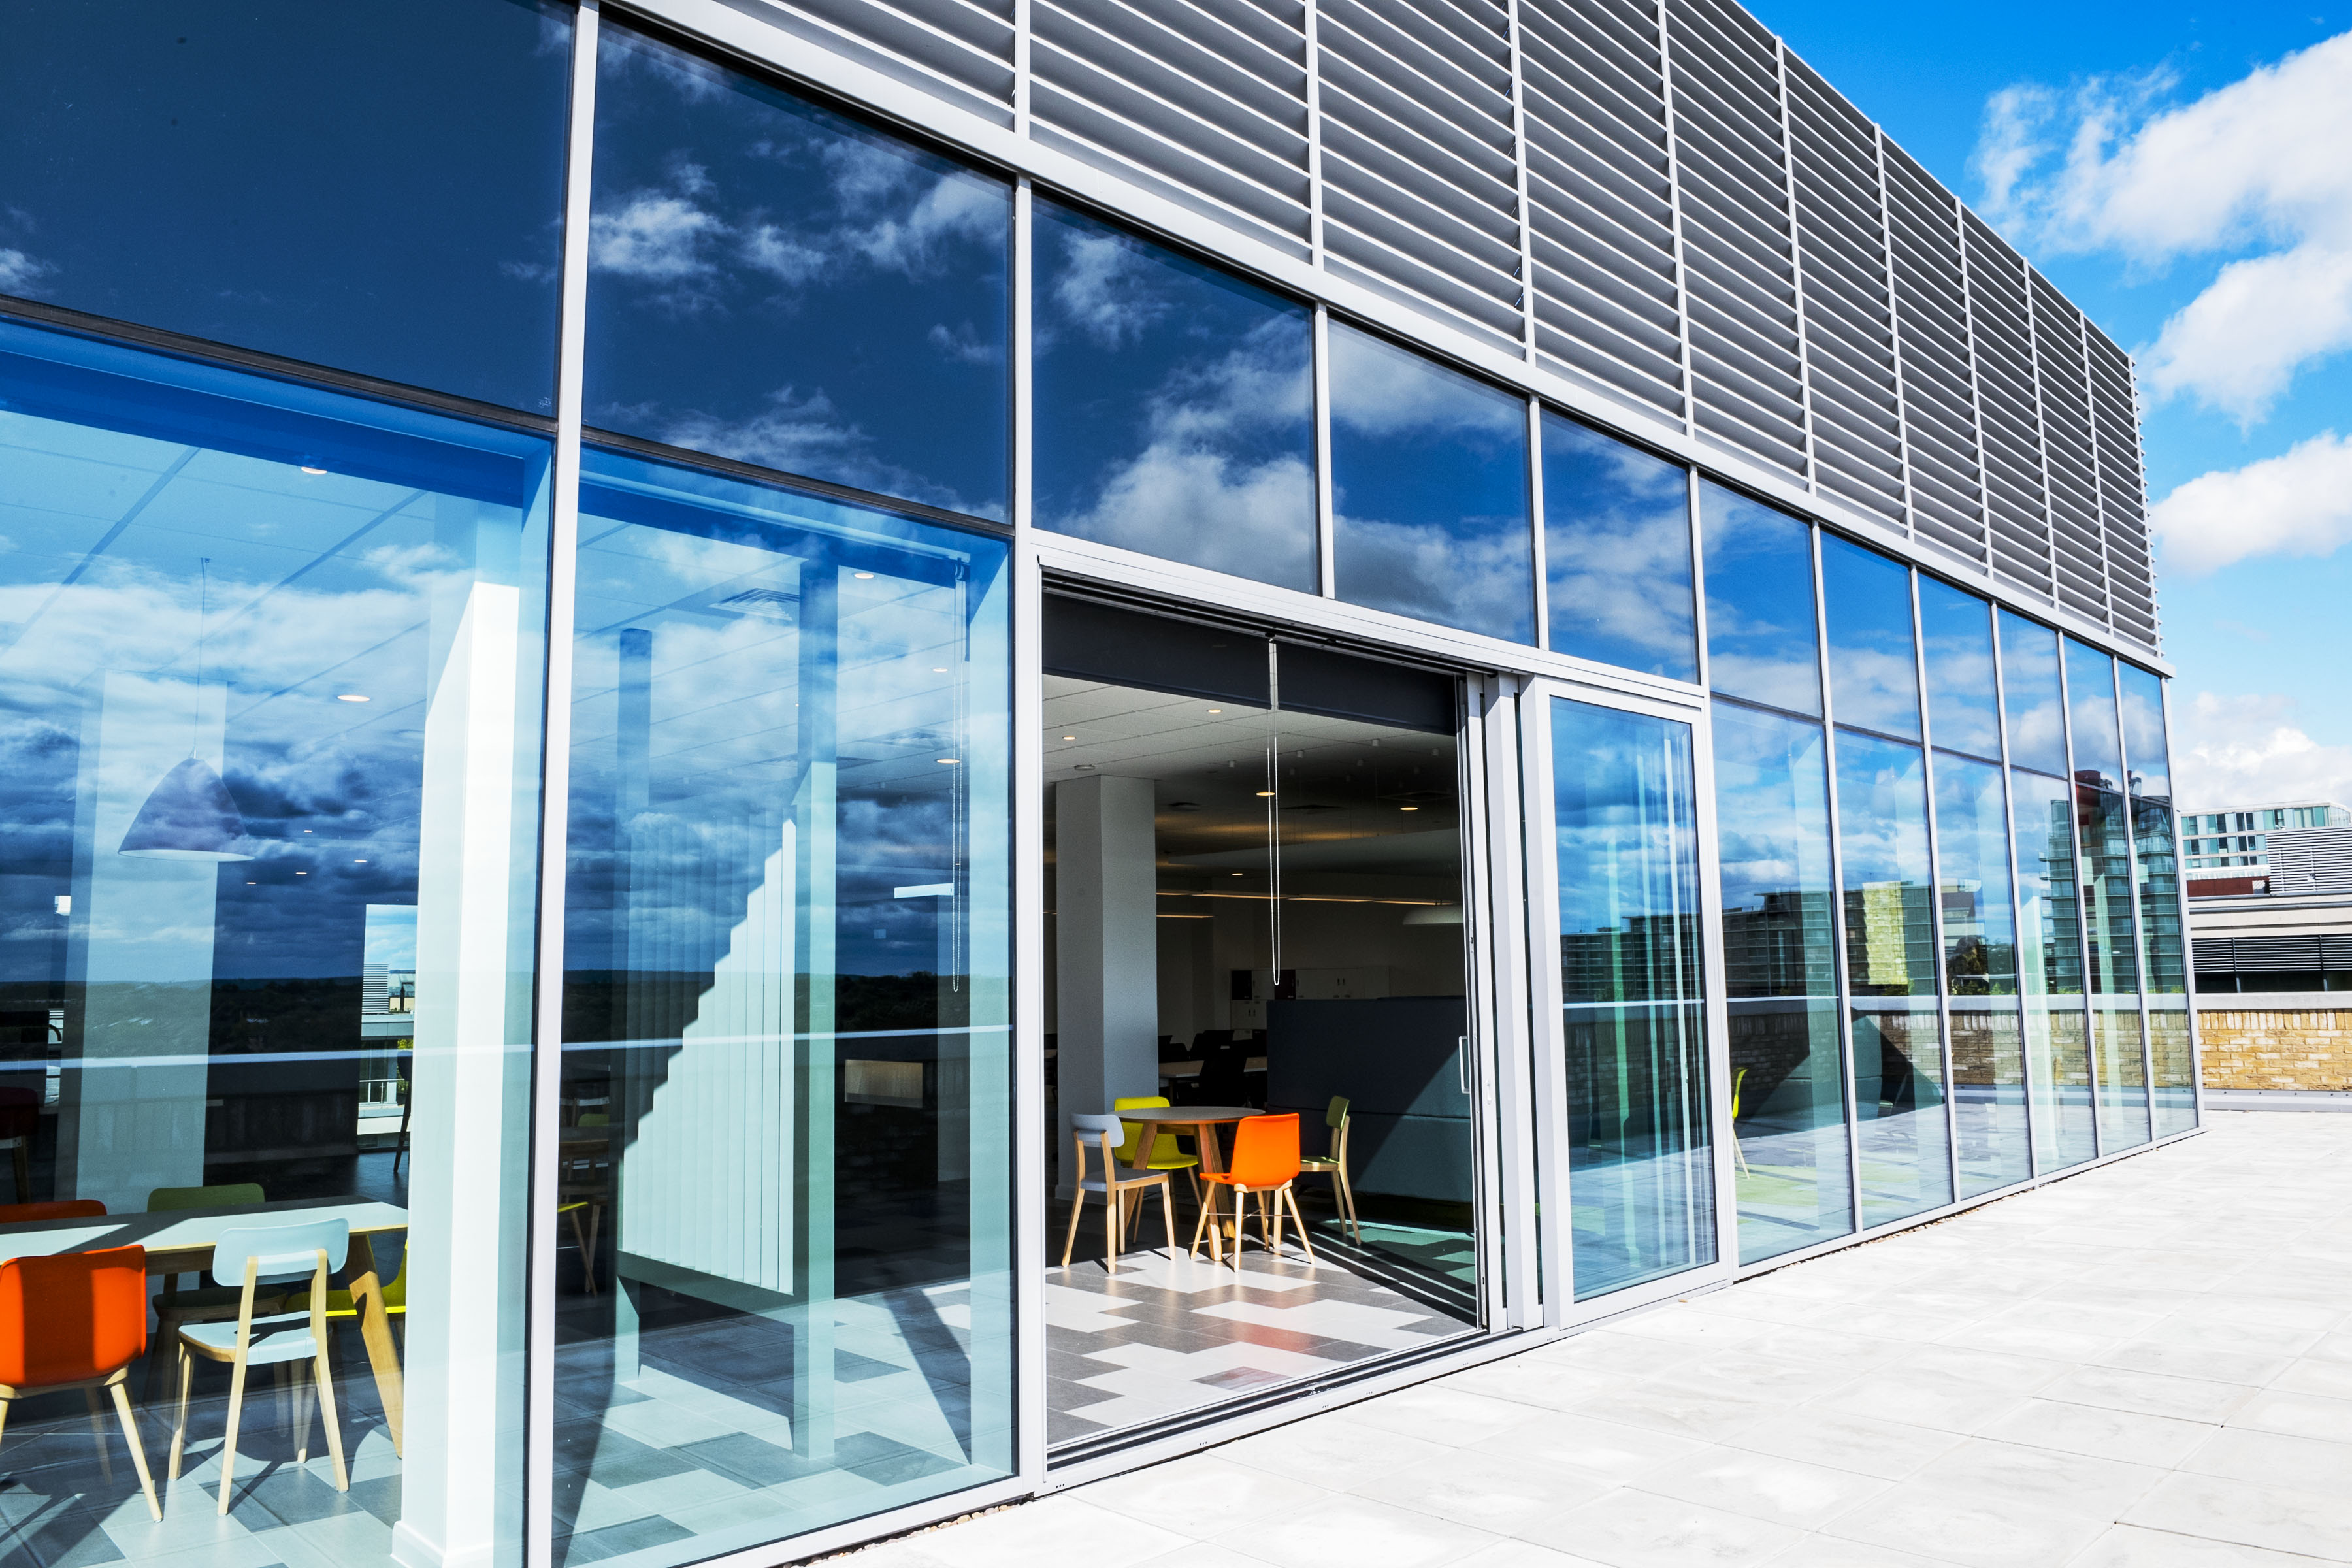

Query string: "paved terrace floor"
[[845, 1112, 2352, 1568]]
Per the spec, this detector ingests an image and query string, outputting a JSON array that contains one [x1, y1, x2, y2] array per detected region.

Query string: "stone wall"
[[2198, 1008, 2352, 1091]]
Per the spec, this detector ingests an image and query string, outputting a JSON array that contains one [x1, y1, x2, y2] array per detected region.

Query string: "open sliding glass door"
[[1521, 679, 1737, 1325]]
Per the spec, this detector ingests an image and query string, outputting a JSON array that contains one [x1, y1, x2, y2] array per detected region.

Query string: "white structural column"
[[60, 674, 223, 1211], [1054, 774, 1160, 1181], [397, 496, 528, 1568]]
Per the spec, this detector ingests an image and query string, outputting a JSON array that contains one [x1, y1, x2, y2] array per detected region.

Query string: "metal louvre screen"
[[1030, 0, 1313, 257], [1665, 0, 1806, 476], [1960, 212, 2055, 599], [771, 0, 1018, 124], [1519, 0, 1684, 417], [1784, 58, 1902, 527], [2086, 326, 2159, 645], [1882, 145, 1987, 566], [2031, 270, 2109, 626], [1315, 0, 1526, 348], [731, 0, 2169, 653]]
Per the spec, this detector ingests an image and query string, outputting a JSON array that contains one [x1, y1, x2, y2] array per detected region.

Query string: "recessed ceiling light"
[[1062, 734, 1077, 741], [1232, 872, 1245, 877], [300, 466, 327, 476], [295, 871, 308, 875], [1207, 708, 1222, 713], [936, 757, 959, 765], [1256, 791, 1276, 797], [336, 693, 370, 702], [853, 571, 874, 580], [1399, 806, 1419, 812], [932, 666, 948, 672], [354, 858, 368, 863]]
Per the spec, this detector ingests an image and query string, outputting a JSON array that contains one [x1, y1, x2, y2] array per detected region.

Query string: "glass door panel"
[[1547, 698, 1714, 1301]]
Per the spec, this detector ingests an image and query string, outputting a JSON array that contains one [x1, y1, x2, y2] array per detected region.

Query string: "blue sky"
[[1753, 0, 2352, 809]]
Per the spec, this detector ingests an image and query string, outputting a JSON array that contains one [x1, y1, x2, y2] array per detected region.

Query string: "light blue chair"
[[167, 1217, 351, 1513]]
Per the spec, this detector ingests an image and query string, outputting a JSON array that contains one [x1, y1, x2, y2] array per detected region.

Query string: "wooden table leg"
[[349, 1234, 404, 1456], [1193, 1121, 1225, 1265]]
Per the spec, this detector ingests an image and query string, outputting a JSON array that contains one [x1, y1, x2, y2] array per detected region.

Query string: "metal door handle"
[[1458, 1036, 1469, 1095]]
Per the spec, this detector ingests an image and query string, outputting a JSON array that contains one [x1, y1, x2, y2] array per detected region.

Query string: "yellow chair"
[[1112, 1096, 1200, 1235], [1297, 1095, 1360, 1242], [1730, 1068, 1751, 1175]]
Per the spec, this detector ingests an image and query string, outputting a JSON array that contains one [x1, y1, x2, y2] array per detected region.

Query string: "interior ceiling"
[[1044, 676, 1461, 879]]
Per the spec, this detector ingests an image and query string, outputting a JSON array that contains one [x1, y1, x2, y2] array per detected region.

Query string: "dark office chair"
[[1195, 1041, 1249, 1106]]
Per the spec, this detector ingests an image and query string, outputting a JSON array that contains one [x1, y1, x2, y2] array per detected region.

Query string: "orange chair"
[[0, 1200, 107, 1224], [0, 1245, 162, 1521], [1190, 1113, 1313, 1269]]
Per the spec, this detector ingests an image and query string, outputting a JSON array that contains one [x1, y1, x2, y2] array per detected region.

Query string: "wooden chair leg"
[[169, 1348, 193, 1482], [1335, 1165, 1360, 1242], [313, 1350, 349, 1492], [1103, 1186, 1120, 1275], [216, 1354, 249, 1516], [1059, 1186, 1088, 1267], [292, 1359, 314, 1466], [1159, 1180, 1177, 1254], [82, 1386, 114, 1482], [1283, 1187, 1315, 1260], [107, 1375, 161, 1522], [1188, 1186, 1213, 1259]]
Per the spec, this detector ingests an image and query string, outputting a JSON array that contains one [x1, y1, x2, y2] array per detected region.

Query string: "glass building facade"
[[0, 1, 2194, 1564]]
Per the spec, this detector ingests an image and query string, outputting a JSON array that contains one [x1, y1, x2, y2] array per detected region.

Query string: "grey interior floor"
[[1047, 1193, 1481, 1448]]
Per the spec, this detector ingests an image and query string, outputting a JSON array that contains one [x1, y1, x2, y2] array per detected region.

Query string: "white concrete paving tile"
[[1907, 1436, 2168, 1516], [1512, 1486, 1801, 1568], [1350, 1448, 1610, 1532], [1559, 1380, 1780, 1445], [2038, 1367, 2259, 1424], [1601, 1309, 1771, 1348], [2219, 1389, 2352, 1445], [2132, 1320, 2322, 1359], [2268, 1360, 2352, 1401], [1446, 1538, 1620, 1568], [1469, 1411, 1708, 1485], [1819, 1479, 2115, 1567], [2180, 1426, 2352, 1492], [2066, 1522, 2338, 1566], [1128, 1545, 1289, 1568], [1628, 1444, 1891, 1529], [896, 1496, 1191, 1568], [2302, 1333, 2352, 1365], [1218, 1411, 1454, 1488], [1757, 1535, 1951, 1566], [1974, 1399, 2217, 1467], [1347, 1385, 1552, 1450], [1527, 1333, 1707, 1380], [1809, 1369, 2033, 1435], [1720, 1408, 1964, 1480], [1210, 1494, 1501, 1568], [1435, 1358, 1639, 1413], [2098, 1343, 2293, 1387], [1079, 1452, 1333, 1538], [2123, 1472, 2352, 1561]]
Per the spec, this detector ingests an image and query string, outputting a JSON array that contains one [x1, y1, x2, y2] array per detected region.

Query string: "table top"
[[0, 1196, 408, 1261], [1116, 1105, 1263, 1124]]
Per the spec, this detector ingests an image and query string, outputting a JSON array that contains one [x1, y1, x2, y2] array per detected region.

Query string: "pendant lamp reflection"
[[118, 755, 253, 861], [119, 555, 252, 862]]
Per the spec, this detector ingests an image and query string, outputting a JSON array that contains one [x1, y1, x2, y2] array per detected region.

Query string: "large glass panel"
[[1551, 699, 1712, 1299], [1934, 753, 2029, 1194], [1820, 537, 1919, 740], [1540, 414, 1697, 682], [2012, 769, 2095, 1170], [1918, 579, 2001, 760], [1712, 703, 1851, 1261], [2078, 785, 2141, 996], [2095, 1008, 2150, 1151], [1699, 482, 1820, 716], [1329, 323, 1534, 642], [1997, 610, 2067, 777], [1834, 732, 1950, 1226], [0, 0, 569, 412], [587, 24, 1010, 519], [2120, 665, 2187, 998], [2065, 639, 2125, 791], [558, 449, 1013, 1560], [0, 319, 546, 1563], [2148, 1002, 2198, 1137], [1032, 201, 1315, 590]]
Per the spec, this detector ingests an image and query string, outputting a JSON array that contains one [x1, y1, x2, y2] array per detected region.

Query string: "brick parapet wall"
[[2198, 1008, 2352, 1091]]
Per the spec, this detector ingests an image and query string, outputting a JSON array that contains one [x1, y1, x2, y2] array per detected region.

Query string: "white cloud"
[[1049, 230, 1173, 350], [590, 192, 722, 282], [1978, 30, 2352, 419], [0, 246, 53, 295], [1328, 325, 1521, 441], [649, 386, 996, 519], [2148, 430, 2352, 574], [2175, 691, 2352, 809]]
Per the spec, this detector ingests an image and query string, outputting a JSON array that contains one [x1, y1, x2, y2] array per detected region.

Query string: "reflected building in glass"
[[0, 0, 2191, 1561]]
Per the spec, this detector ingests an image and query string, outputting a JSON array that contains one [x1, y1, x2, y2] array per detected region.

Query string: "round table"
[[1110, 1105, 1264, 1263]]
